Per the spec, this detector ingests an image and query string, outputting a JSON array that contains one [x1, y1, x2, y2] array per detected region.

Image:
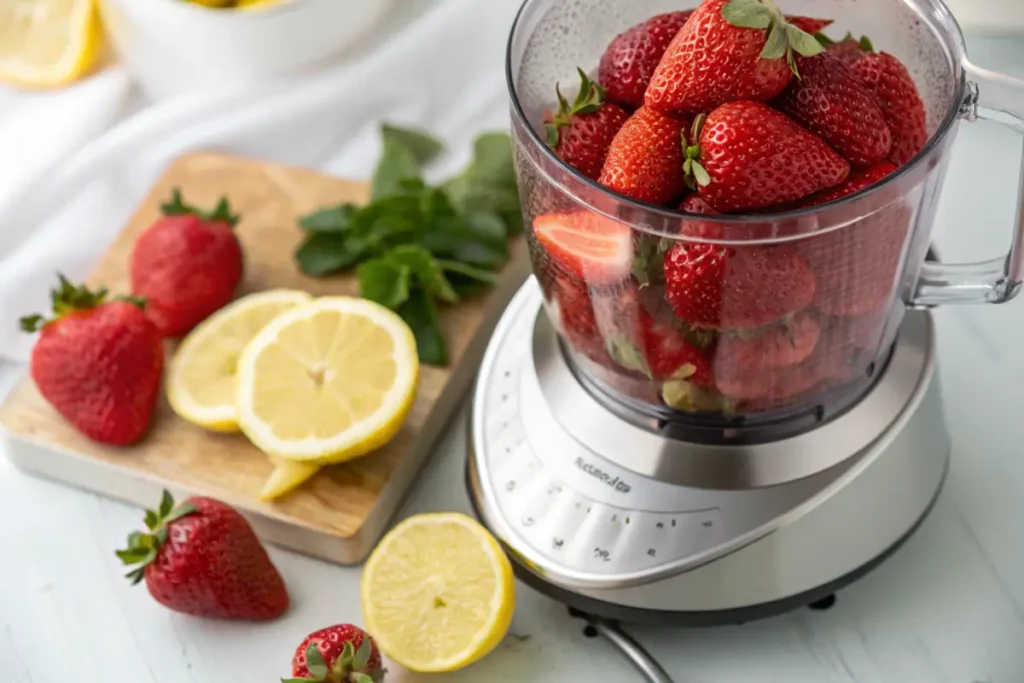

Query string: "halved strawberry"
[[715, 313, 820, 377], [533, 211, 633, 285]]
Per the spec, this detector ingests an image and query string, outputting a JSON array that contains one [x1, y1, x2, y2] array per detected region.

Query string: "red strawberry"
[[20, 276, 164, 445], [679, 194, 717, 215], [131, 189, 244, 338], [798, 198, 911, 317], [598, 105, 690, 205], [719, 357, 823, 407], [598, 11, 693, 109], [798, 160, 898, 207], [286, 624, 385, 683], [776, 52, 892, 167], [664, 241, 816, 330], [821, 309, 888, 355], [821, 32, 874, 65], [644, 0, 828, 114], [545, 68, 630, 180], [786, 17, 833, 35], [715, 312, 820, 376], [693, 102, 850, 212], [638, 309, 714, 384], [849, 52, 928, 166], [533, 211, 633, 284], [548, 275, 612, 367], [117, 491, 289, 621]]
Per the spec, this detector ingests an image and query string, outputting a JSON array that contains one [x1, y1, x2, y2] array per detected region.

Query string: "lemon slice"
[[0, 0, 102, 88], [260, 456, 321, 501], [167, 289, 313, 433], [362, 513, 515, 672], [236, 296, 419, 464]]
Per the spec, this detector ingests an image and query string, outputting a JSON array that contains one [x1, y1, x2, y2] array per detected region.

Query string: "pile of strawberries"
[[534, 0, 927, 415]]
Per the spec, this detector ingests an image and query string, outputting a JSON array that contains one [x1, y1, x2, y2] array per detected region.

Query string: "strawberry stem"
[[160, 188, 240, 227], [18, 274, 142, 332], [281, 638, 384, 683], [545, 67, 607, 149], [116, 490, 198, 586], [721, 0, 823, 77], [682, 115, 711, 190]]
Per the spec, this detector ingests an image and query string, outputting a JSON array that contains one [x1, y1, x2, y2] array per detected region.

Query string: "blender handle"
[[911, 61, 1024, 307]]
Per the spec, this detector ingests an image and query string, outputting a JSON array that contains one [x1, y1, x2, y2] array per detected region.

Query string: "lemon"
[[235, 0, 288, 9], [362, 513, 515, 672], [0, 0, 102, 88], [167, 290, 312, 433], [260, 457, 320, 501], [235, 296, 419, 464]]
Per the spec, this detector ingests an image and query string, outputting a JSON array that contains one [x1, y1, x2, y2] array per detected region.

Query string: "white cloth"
[[0, 0, 521, 362]]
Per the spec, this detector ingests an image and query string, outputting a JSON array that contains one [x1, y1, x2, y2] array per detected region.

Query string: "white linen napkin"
[[0, 0, 522, 362]]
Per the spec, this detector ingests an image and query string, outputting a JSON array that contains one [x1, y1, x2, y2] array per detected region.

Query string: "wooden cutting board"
[[0, 151, 529, 564]]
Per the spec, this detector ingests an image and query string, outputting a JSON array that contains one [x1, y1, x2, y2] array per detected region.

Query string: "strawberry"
[[849, 52, 928, 166], [20, 276, 163, 446], [798, 196, 911, 317], [638, 309, 714, 384], [691, 102, 850, 212], [820, 32, 874, 65], [797, 160, 898, 207], [131, 189, 244, 338], [598, 105, 690, 204], [786, 17, 833, 35], [663, 241, 816, 330], [598, 11, 693, 109], [644, 0, 828, 114], [776, 51, 892, 167], [545, 68, 630, 180], [285, 624, 385, 683], [117, 490, 288, 621], [677, 194, 725, 240], [719, 357, 823, 407], [533, 211, 633, 284], [715, 312, 820, 377], [547, 275, 612, 367]]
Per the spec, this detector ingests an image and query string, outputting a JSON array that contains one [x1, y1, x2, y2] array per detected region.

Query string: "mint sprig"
[[294, 125, 521, 366]]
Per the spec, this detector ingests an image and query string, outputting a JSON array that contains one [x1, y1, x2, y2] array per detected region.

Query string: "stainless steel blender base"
[[466, 278, 950, 624]]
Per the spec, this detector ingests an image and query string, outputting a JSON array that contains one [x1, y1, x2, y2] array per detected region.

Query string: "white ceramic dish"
[[98, 0, 393, 100]]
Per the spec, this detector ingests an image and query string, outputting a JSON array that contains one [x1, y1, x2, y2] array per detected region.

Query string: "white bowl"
[[98, 0, 393, 100]]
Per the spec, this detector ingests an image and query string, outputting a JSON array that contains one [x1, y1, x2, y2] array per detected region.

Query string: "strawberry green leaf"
[[606, 337, 652, 378], [359, 258, 412, 310], [352, 674, 375, 683], [22, 274, 112, 330], [760, 22, 788, 60], [859, 35, 875, 52], [281, 679, 314, 683], [786, 23, 824, 57], [381, 123, 444, 165], [160, 188, 240, 227], [158, 490, 173, 518], [144, 509, 159, 531], [163, 502, 198, 525], [18, 315, 44, 333], [352, 637, 373, 671], [813, 31, 836, 46], [721, 0, 772, 29], [692, 161, 711, 188], [305, 644, 329, 679], [545, 122, 560, 149]]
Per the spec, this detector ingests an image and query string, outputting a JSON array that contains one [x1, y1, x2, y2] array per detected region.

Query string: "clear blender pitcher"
[[508, 0, 1024, 431]]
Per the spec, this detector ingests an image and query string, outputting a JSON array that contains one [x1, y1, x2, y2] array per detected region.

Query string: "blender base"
[[466, 279, 950, 625]]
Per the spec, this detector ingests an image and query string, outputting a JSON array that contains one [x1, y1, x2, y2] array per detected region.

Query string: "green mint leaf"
[[371, 137, 423, 201], [721, 0, 772, 29], [761, 22, 788, 60], [435, 259, 502, 285], [305, 644, 328, 679], [464, 210, 508, 245], [786, 23, 824, 57], [386, 246, 459, 304], [299, 204, 359, 233], [500, 209, 524, 236], [381, 123, 444, 165], [295, 234, 366, 276], [358, 258, 411, 310], [450, 242, 507, 269], [469, 133, 517, 187], [396, 288, 448, 366], [692, 161, 711, 187]]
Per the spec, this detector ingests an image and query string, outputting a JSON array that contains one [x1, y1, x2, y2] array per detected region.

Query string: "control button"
[[510, 473, 561, 537], [534, 491, 591, 559], [567, 502, 628, 572]]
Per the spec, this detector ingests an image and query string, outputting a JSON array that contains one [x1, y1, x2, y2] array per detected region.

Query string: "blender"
[[466, 0, 1024, 680]]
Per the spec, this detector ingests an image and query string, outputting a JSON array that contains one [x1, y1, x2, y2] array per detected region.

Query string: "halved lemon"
[[362, 513, 515, 672], [0, 0, 102, 88], [235, 296, 419, 464], [167, 289, 312, 433]]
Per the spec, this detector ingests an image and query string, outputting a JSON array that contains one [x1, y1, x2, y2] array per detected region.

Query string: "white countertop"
[[3, 29, 1024, 683]]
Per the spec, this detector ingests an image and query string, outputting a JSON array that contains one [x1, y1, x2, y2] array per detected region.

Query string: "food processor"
[[466, 0, 1024, 680]]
